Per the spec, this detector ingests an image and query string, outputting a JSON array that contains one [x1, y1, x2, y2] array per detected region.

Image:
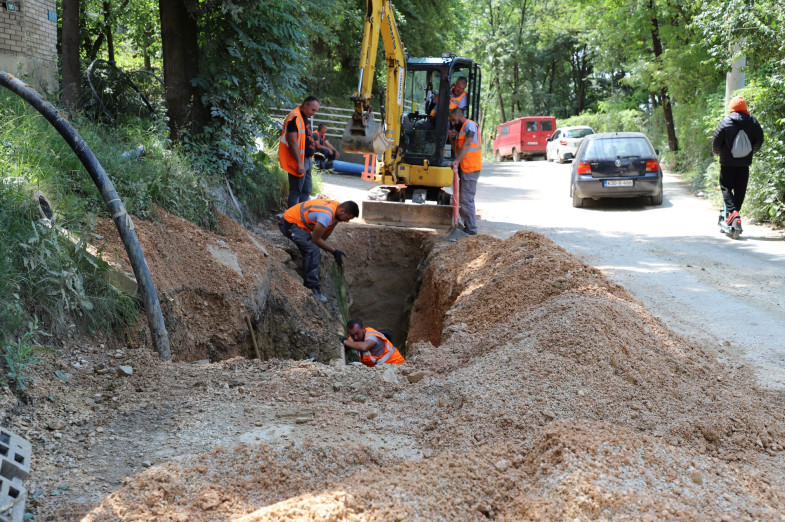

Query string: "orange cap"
[[728, 96, 748, 114]]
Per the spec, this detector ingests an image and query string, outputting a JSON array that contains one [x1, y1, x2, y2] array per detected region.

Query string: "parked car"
[[570, 132, 663, 208], [492, 116, 556, 161], [546, 126, 594, 163]]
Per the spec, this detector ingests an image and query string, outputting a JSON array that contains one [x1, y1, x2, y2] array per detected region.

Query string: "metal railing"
[[270, 105, 382, 140]]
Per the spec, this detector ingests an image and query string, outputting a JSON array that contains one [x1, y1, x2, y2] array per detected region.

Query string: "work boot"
[[725, 210, 739, 225], [311, 288, 328, 302]]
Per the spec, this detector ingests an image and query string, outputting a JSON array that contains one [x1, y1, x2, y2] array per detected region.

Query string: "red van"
[[492, 116, 557, 161]]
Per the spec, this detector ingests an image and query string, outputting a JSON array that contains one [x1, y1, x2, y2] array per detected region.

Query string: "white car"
[[546, 126, 595, 163]]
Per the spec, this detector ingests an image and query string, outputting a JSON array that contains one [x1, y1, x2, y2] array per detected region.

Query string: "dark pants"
[[316, 148, 335, 169], [459, 170, 480, 234], [719, 165, 750, 214], [287, 157, 313, 209], [279, 218, 321, 290]]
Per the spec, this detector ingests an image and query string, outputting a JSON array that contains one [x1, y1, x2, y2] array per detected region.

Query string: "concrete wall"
[[0, 0, 58, 92]]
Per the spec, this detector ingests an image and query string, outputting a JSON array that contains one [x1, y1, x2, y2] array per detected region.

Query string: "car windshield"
[[582, 137, 652, 161], [564, 128, 593, 139]]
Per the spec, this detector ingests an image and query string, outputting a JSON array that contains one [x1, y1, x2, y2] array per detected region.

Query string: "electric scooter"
[[718, 204, 742, 239]]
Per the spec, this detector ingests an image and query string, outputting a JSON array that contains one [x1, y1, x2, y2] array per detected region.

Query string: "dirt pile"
[[95, 208, 344, 362], [19, 228, 785, 519]]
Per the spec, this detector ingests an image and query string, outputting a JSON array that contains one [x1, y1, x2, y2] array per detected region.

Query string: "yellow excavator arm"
[[342, 0, 405, 161]]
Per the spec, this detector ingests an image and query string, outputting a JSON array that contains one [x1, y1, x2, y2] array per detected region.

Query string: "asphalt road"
[[320, 159, 785, 388]]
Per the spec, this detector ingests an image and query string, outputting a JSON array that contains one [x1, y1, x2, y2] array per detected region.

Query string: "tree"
[[159, 0, 206, 141], [61, 0, 81, 111]]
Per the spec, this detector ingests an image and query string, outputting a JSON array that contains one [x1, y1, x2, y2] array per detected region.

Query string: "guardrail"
[[270, 106, 382, 140]]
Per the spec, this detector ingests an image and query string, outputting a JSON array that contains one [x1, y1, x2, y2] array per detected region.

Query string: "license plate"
[[526, 141, 538, 145], [604, 179, 633, 187]]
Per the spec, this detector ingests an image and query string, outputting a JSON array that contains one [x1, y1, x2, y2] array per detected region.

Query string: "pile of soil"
[[9, 226, 785, 519], [94, 208, 344, 362]]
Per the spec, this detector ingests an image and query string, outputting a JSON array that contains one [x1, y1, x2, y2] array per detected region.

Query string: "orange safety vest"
[[457, 118, 482, 173], [283, 199, 340, 233], [449, 90, 468, 110], [279, 107, 306, 177], [358, 327, 405, 367], [313, 129, 325, 147]]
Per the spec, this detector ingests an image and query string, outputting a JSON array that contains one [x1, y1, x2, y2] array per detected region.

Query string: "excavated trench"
[[323, 225, 437, 353]]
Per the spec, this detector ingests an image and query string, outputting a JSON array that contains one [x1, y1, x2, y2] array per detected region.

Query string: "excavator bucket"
[[361, 200, 453, 228], [342, 111, 391, 156]]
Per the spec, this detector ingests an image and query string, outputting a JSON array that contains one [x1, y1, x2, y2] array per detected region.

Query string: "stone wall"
[[0, 0, 58, 92]]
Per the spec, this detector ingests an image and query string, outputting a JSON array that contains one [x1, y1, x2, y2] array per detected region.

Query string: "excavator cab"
[[400, 57, 481, 173]]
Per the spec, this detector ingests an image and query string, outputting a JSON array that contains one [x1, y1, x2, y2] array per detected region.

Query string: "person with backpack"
[[712, 96, 764, 227]]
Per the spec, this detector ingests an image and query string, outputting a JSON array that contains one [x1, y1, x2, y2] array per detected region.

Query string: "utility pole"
[[725, 43, 746, 109]]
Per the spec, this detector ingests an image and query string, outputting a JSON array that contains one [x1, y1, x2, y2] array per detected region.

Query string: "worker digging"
[[343, 318, 406, 367], [278, 198, 359, 302]]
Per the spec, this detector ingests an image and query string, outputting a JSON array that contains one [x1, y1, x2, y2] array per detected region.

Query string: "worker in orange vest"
[[279, 95, 320, 208], [313, 123, 340, 169], [279, 199, 359, 302], [343, 318, 405, 367], [448, 107, 482, 235], [448, 77, 468, 110]]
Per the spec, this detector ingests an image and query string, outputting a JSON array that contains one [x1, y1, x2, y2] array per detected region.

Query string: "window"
[[564, 128, 594, 139], [501, 126, 509, 137], [525, 121, 537, 132], [541, 120, 554, 132], [551, 130, 560, 140], [583, 138, 652, 161]]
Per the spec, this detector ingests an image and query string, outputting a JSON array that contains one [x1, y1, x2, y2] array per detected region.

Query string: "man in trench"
[[343, 318, 405, 367], [279, 199, 359, 302]]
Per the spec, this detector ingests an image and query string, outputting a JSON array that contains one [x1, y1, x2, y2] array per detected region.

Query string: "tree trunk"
[[103, 1, 115, 62], [495, 77, 506, 123], [61, 0, 81, 111], [650, 2, 678, 152], [159, 0, 206, 141]]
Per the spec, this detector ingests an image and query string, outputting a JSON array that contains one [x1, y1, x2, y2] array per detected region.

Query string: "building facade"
[[1, 0, 58, 92]]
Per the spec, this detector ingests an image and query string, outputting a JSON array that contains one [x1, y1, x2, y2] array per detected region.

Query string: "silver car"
[[546, 126, 595, 163]]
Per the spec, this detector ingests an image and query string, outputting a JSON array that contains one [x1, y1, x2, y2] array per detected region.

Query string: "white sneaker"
[[311, 289, 328, 302]]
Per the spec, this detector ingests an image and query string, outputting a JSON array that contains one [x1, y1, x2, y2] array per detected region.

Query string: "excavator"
[[342, 0, 481, 228]]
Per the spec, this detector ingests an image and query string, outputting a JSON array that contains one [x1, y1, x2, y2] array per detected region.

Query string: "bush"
[[1, 318, 47, 392], [559, 108, 650, 134], [0, 182, 137, 339]]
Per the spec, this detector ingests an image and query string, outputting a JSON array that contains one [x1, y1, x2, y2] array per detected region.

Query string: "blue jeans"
[[287, 157, 313, 208]]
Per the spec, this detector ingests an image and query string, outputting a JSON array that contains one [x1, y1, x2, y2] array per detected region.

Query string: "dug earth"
[[4, 206, 784, 520]]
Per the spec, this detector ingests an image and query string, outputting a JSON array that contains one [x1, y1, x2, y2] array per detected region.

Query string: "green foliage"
[[1, 318, 47, 392], [560, 108, 650, 134], [734, 79, 785, 224], [232, 148, 289, 218], [1, 90, 216, 228], [0, 181, 137, 338]]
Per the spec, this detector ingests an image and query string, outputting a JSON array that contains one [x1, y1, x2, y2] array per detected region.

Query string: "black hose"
[[0, 71, 172, 361]]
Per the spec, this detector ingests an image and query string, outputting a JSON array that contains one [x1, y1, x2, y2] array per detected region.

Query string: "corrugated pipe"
[[0, 71, 171, 361]]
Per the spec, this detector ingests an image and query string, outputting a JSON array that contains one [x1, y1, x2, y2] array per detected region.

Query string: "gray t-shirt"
[[365, 332, 387, 358], [305, 209, 333, 229]]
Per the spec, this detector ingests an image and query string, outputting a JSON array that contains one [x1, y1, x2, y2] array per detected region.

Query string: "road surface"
[[319, 160, 785, 388]]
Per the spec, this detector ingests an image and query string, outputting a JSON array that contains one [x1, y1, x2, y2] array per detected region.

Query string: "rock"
[[381, 367, 399, 384], [494, 459, 511, 472], [63, 404, 78, 413], [118, 366, 133, 377], [689, 471, 703, 485], [142, 461, 152, 468], [46, 421, 65, 431], [406, 372, 426, 384], [366, 411, 378, 420], [94, 364, 114, 375]]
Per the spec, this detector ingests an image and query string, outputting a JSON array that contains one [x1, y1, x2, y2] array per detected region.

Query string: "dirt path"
[[319, 163, 785, 389]]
